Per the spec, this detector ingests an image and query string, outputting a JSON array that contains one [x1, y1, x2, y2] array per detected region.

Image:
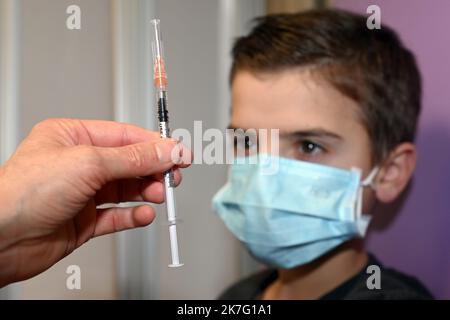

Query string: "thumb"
[[94, 138, 181, 181]]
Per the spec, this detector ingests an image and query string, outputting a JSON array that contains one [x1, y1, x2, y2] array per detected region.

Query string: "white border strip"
[[0, 0, 19, 164], [0, 0, 21, 300]]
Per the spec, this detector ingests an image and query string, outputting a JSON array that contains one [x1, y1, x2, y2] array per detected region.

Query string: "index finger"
[[73, 119, 162, 147]]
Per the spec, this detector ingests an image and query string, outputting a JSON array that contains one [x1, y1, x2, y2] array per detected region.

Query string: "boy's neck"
[[262, 239, 368, 300]]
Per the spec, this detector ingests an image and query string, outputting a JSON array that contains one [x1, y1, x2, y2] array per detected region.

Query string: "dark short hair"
[[230, 9, 422, 162]]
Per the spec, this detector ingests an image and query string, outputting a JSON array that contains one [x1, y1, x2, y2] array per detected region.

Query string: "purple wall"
[[333, 0, 450, 298]]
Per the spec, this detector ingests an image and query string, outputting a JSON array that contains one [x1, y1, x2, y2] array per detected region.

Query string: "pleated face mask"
[[212, 154, 378, 269]]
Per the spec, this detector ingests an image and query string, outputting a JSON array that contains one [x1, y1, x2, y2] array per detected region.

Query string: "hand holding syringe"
[[151, 19, 183, 268]]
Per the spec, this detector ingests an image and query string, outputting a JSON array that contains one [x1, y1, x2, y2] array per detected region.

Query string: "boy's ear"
[[374, 142, 417, 203]]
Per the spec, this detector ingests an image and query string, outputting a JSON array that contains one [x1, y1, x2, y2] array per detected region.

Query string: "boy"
[[212, 9, 432, 299]]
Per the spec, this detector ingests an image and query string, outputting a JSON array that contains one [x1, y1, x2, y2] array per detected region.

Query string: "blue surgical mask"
[[212, 154, 378, 269]]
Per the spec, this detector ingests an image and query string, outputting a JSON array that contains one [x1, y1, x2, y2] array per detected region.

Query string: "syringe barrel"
[[168, 224, 182, 267], [157, 92, 169, 129]]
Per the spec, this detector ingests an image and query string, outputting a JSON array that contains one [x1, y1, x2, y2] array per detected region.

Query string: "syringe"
[[150, 19, 183, 268]]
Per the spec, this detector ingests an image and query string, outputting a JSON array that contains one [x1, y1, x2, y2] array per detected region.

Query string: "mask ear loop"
[[362, 167, 379, 188], [353, 167, 380, 221]]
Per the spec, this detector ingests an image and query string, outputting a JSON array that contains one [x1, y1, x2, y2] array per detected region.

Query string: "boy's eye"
[[233, 135, 257, 156], [244, 136, 256, 149], [298, 140, 323, 155], [234, 136, 256, 149]]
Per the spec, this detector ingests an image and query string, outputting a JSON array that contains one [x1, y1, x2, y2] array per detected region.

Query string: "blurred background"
[[0, 0, 449, 299]]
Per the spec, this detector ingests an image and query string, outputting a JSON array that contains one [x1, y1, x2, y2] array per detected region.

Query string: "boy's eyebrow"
[[226, 125, 256, 132], [284, 129, 343, 140], [227, 125, 342, 140]]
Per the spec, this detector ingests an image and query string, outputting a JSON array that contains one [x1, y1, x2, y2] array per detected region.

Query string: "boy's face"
[[230, 70, 376, 210]]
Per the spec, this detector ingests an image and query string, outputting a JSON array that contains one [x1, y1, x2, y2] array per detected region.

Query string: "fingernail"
[[171, 142, 183, 164], [155, 139, 177, 162]]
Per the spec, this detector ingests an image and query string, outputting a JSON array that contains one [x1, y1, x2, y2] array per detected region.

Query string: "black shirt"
[[218, 254, 433, 300]]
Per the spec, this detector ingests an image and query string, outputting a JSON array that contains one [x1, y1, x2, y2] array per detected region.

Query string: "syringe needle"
[[151, 19, 183, 268]]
